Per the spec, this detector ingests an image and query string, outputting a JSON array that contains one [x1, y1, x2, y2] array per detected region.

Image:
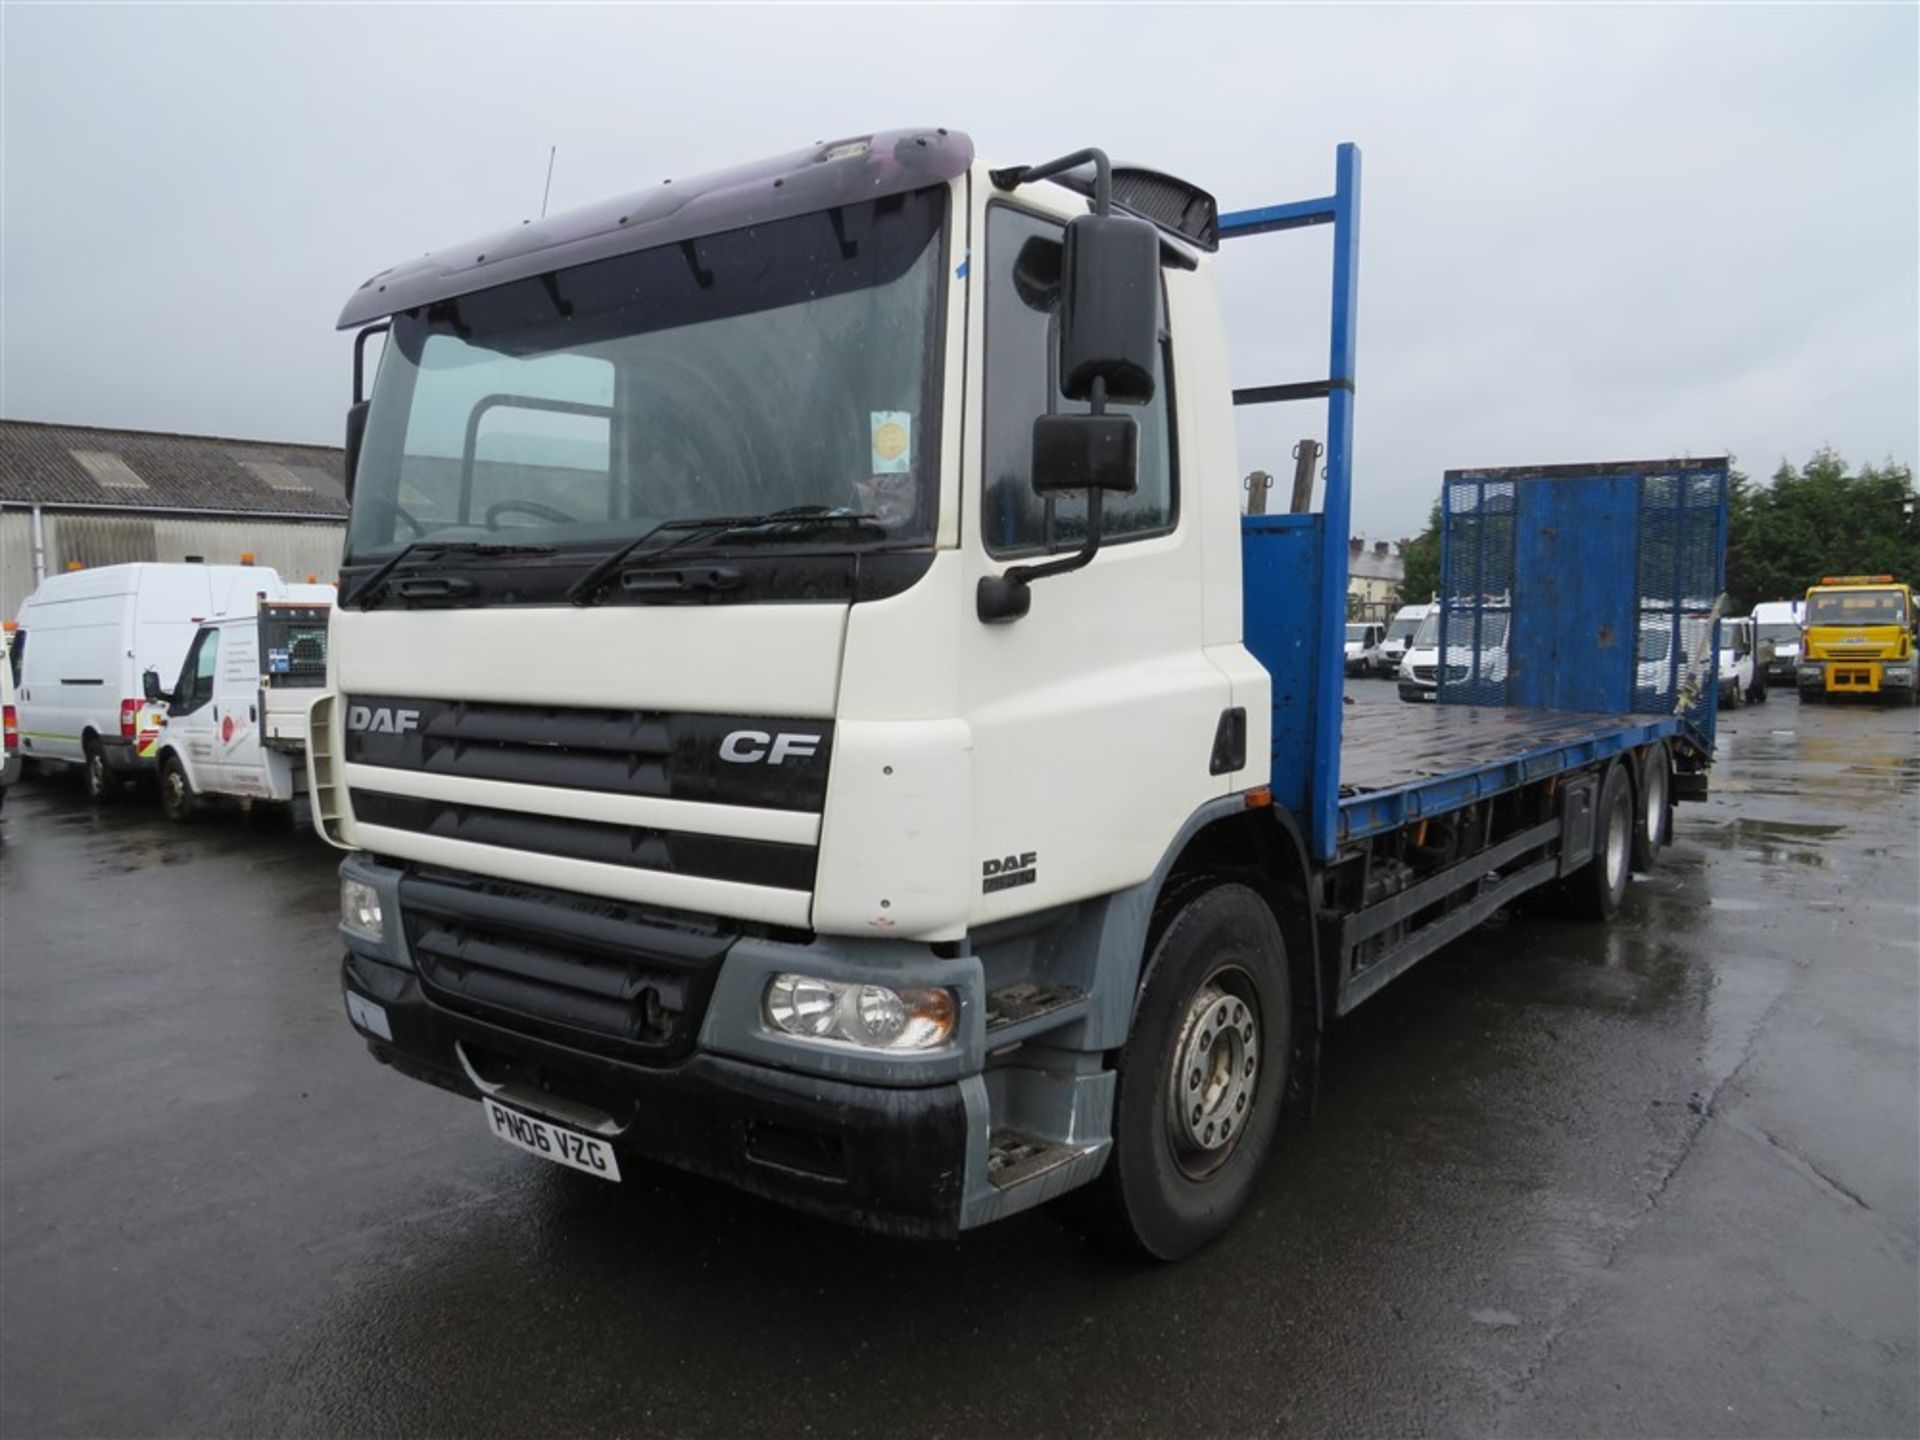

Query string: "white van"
[[1, 626, 20, 812], [1750, 599, 1804, 686], [15, 564, 290, 799], [140, 589, 334, 822], [1378, 602, 1431, 675], [1344, 622, 1385, 676], [1718, 616, 1765, 707], [1397, 607, 1510, 702]]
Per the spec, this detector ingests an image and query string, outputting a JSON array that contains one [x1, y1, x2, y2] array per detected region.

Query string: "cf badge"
[[718, 730, 823, 766]]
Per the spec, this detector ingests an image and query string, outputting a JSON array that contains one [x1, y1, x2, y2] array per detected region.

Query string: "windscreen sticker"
[[267, 648, 291, 674], [870, 412, 911, 474]]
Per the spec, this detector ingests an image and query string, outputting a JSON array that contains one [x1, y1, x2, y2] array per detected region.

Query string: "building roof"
[[0, 419, 348, 518], [1348, 543, 1405, 584]]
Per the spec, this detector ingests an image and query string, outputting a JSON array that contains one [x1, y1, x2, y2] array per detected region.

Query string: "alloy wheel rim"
[[1165, 968, 1260, 1179]]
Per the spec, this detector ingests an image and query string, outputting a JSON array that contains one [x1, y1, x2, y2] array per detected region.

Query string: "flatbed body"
[[1337, 702, 1682, 843]]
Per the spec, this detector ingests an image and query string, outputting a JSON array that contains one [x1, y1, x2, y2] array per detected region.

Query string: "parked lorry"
[[1750, 599, 1803, 687], [138, 589, 334, 821], [1796, 576, 1916, 703], [316, 132, 1724, 1258], [14, 562, 298, 800]]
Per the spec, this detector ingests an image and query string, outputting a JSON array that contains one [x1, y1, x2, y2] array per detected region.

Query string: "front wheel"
[[1062, 882, 1290, 1261], [159, 754, 197, 823]]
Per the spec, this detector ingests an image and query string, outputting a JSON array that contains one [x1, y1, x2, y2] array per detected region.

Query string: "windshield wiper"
[[345, 541, 556, 609], [566, 510, 884, 607]]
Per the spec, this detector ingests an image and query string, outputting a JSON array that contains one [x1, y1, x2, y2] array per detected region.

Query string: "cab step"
[[985, 1129, 1095, 1191], [984, 982, 1087, 1038]]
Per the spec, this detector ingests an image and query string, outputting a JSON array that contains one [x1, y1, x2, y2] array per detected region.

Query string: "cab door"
[[164, 626, 221, 790], [956, 196, 1234, 925]]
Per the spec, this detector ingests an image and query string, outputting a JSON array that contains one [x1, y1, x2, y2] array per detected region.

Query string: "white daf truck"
[[317, 131, 1724, 1258]]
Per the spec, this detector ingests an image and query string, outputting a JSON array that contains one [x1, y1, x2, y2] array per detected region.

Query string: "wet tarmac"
[[2, 686, 1915, 1438]]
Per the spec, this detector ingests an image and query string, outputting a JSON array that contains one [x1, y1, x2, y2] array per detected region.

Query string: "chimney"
[[1375, 541, 1390, 555], [1349, 536, 1364, 552]]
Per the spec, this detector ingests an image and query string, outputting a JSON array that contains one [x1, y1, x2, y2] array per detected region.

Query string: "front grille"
[[355, 791, 815, 891], [399, 869, 734, 1063], [1412, 665, 1437, 683], [344, 695, 831, 813], [1822, 647, 1885, 660]]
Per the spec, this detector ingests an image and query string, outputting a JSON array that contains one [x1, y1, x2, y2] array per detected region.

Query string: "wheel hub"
[[1167, 978, 1259, 1167]]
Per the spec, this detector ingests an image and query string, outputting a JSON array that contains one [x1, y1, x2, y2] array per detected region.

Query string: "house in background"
[[0, 420, 347, 617], [1347, 537, 1405, 621]]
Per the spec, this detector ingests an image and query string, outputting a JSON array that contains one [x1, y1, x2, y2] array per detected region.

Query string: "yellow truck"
[[1796, 575, 1917, 704]]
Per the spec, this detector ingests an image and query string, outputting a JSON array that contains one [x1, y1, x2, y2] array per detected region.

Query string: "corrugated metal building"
[[0, 420, 348, 618]]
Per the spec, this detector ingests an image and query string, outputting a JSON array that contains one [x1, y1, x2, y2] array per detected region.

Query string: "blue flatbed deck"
[[1336, 702, 1681, 845]]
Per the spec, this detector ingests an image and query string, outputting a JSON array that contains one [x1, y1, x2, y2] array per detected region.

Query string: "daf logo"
[[346, 705, 422, 735], [718, 730, 821, 766]]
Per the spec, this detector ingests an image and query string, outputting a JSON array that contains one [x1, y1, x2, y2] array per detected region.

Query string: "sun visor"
[[337, 128, 974, 330]]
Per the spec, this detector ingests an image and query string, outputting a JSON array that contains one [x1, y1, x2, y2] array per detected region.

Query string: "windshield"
[[1385, 615, 1421, 643], [1345, 625, 1367, 643], [347, 187, 948, 567], [1414, 611, 1509, 649], [1757, 623, 1800, 645], [1806, 589, 1907, 626]]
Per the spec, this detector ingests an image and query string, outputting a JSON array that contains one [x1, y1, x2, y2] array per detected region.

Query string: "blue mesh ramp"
[[1436, 457, 1729, 756]]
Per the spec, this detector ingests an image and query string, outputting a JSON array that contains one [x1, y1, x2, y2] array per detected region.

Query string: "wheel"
[[158, 753, 197, 823], [83, 741, 115, 803], [1800, 686, 1824, 704], [1570, 764, 1633, 922], [1722, 680, 1743, 710], [1060, 882, 1289, 1261], [1631, 744, 1669, 873]]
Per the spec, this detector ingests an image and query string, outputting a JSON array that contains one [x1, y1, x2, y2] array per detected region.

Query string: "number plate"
[[482, 1099, 622, 1182]]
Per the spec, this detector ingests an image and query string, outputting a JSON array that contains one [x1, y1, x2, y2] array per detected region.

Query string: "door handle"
[[249, 705, 257, 722]]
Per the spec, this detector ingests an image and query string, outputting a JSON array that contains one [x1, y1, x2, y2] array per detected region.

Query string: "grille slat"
[[400, 870, 730, 1063], [345, 695, 831, 812]]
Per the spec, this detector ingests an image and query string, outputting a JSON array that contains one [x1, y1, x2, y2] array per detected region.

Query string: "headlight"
[[1886, 666, 1913, 683], [1798, 664, 1822, 679], [763, 974, 956, 1051], [340, 878, 384, 942]]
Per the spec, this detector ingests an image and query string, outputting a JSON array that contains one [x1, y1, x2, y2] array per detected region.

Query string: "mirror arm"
[[990, 148, 1114, 217]]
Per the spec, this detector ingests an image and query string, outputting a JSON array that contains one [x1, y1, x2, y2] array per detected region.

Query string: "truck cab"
[[1377, 601, 1429, 675], [1797, 576, 1916, 703]]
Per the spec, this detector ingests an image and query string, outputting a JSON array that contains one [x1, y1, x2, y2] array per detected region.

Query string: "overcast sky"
[[3, 3, 1914, 537]]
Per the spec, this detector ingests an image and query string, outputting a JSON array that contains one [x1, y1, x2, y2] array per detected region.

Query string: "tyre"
[[158, 753, 196, 823], [83, 741, 115, 803], [1722, 681, 1743, 711], [1630, 743, 1669, 873], [1800, 686, 1824, 704], [1061, 882, 1290, 1261], [1570, 764, 1633, 922]]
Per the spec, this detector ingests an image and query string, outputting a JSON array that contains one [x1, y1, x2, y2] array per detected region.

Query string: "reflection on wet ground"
[[1, 690, 1915, 1438]]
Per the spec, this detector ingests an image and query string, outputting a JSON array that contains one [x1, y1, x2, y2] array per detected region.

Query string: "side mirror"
[[141, 668, 167, 704], [1057, 214, 1160, 406], [343, 399, 371, 502]]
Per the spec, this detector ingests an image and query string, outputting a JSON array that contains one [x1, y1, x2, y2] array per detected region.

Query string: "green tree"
[[1727, 450, 1918, 610], [1396, 501, 1441, 605]]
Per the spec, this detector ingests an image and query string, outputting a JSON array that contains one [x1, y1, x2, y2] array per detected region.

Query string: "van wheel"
[[159, 754, 197, 823], [1571, 764, 1633, 922], [83, 741, 116, 803], [1631, 744, 1669, 873], [1057, 882, 1289, 1261]]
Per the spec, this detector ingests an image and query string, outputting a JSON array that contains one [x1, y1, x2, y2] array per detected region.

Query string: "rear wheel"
[[1060, 882, 1290, 1261], [158, 753, 196, 823], [83, 740, 115, 803], [1570, 764, 1633, 922], [1631, 744, 1669, 873]]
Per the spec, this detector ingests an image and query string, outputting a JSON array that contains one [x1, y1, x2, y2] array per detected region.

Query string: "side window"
[[982, 206, 1176, 557], [174, 629, 219, 715]]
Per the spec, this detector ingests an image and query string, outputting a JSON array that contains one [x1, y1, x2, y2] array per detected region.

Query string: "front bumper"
[[1800, 660, 1912, 693], [344, 947, 971, 1236], [1398, 681, 1437, 703]]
